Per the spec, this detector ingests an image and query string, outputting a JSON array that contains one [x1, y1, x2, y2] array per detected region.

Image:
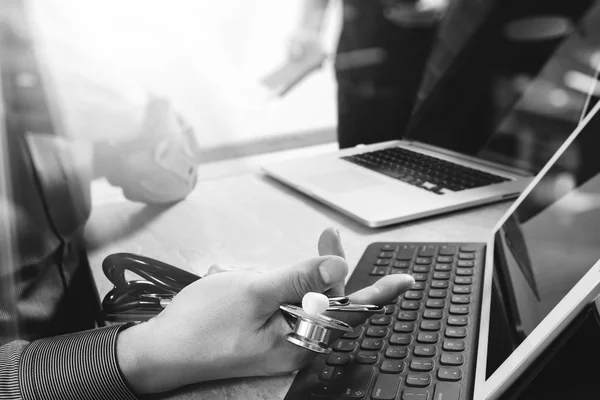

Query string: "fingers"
[[252, 256, 348, 309], [325, 274, 415, 327], [318, 228, 346, 297], [205, 264, 266, 277], [317, 228, 346, 259]]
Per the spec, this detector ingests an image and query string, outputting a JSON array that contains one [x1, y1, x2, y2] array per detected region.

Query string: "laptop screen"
[[408, 1, 600, 176], [485, 91, 600, 378]]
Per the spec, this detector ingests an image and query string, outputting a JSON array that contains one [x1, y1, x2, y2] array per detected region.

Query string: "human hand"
[[101, 96, 198, 204], [116, 228, 414, 394], [287, 28, 325, 63]]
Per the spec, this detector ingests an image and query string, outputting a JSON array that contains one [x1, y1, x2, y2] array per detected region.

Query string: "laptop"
[[283, 90, 600, 399], [262, 3, 597, 228]]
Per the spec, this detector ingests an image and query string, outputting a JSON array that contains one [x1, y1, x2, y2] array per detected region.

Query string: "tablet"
[[474, 92, 600, 398]]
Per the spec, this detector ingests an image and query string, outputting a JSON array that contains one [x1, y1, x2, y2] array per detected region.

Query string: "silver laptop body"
[[263, 140, 531, 227]]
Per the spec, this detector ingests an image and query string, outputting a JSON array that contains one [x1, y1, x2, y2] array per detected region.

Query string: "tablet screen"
[[485, 85, 600, 378]]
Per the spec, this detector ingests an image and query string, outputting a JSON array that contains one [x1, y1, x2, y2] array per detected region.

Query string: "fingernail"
[[335, 228, 341, 239], [319, 257, 347, 284]]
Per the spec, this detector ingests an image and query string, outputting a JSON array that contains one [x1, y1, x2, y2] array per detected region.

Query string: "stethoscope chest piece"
[[280, 304, 352, 354]]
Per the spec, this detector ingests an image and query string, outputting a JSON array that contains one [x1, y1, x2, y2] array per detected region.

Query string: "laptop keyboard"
[[284, 242, 485, 400], [341, 147, 509, 194]]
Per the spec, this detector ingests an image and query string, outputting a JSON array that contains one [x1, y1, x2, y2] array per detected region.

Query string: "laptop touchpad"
[[309, 169, 386, 193]]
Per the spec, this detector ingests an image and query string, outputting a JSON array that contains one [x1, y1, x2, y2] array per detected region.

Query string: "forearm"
[[1, 325, 138, 400], [298, 0, 331, 32]]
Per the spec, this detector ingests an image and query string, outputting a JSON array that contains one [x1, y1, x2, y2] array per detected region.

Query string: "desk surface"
[[86, 169, 510, 400]]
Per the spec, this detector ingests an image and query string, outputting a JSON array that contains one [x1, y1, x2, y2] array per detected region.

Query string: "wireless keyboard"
[[284, 242, 486, 400]]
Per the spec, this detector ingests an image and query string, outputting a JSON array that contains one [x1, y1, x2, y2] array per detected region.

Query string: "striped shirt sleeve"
[[1, 324, 139, 400]]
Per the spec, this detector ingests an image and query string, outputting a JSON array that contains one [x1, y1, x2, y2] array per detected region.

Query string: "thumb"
[[252, 256, 348, 309]]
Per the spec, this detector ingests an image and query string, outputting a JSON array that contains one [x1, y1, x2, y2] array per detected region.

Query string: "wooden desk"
[[85, 171, 510, 400]]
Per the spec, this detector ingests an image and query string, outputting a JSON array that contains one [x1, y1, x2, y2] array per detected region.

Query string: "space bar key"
[[433, 382, 461, 400]]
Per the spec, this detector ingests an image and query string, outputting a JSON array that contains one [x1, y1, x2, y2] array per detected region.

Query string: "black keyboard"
[[342, 147, 509, 194], [284, 242, 485, 400]]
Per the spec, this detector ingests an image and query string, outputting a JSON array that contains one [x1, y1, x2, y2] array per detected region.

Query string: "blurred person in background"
[[0, 3, 414, 398], [289, 0, 447, 149]]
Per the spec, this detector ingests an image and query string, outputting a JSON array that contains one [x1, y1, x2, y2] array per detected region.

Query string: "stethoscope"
[[102, 253, 384, 354]]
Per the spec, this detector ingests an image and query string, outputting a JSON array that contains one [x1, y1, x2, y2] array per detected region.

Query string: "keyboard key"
[[431, 280, 449, 289], [375, 259, 392, 266], [440, 353, 464, 366], [371, 315, 392, 325], [458, 253, 475, 260], [438, 245, 457, 255], [455, 277, 473, 285], [410, 359, 434, 372], [447, 316, 469, 326], [459, 246, 477, 252], [327, 353, 352, 365], [414, 265, 431, 273], [445, 327, 467, 338], [412, 282, 426, 290], [428, 290, 448, 298], [366, 327, 389, 338], [372, 373, 402, 399], [413, 274, 429, 282], [417, 245, 436, 257], [381, 244, 397, 252], [378, 252, 393, 259], [337, 365, 375, 399], [426, 299, 446, 309], [385, 346, 408, 359], [390, 333, 412, 346], [385, 305, 397, 315], [394, 261, 411, 269], [433, 272, 451, 280], [417, 332, 439, 343], [402, 388, 430, 400], [356, 352, 379, 364], [436, 256, 453, 263], [397, 246, 416, 260], [334, 340, 358, 352], [457, 260, 475, 268], [456, 268, 473, 276], [362, 339, 384, 351], [394, 322, 415, 333], [402, 301, 421, 310], [370, 267, 389, 276], [397, 311, 418, 321], [437, 367, 463, 382], [449, 305, 470, 315], [420, 320, 442, 331], [413, 345, 437, 357], [423, 310, 443, 319], [312, 383, 342, 397], [451, 295, 471, 304], [406, 373, 431, 387], [415, 257, 433, 265], [453, 286, 471, 294], [380, 360, 405, 373], [342, 326, 364, 339], [391, 269, 408, 275], [434, 264, 452, 272], [320, 366, 336, 381], [405, 291, 424, 300], [443, 340, 466, 352], [433, 382, 461, 400]]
